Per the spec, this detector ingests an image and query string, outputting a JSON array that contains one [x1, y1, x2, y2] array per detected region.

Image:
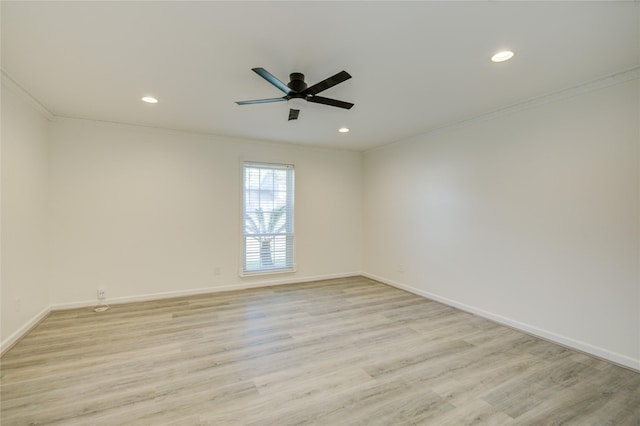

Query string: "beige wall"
[[47, 118, 363, 306], [1, 79, 51, 346], [363, 78, 640, 369]]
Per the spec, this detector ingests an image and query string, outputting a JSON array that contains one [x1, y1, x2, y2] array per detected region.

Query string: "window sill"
[[239, 266, 296, 278]]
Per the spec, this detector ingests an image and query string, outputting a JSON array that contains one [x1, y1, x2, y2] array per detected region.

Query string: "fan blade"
[[252, 68, 291, 95], [307, 95, 354, 109], [288, 109, 300, 121], [304, 71, 351, 95], [236, 97, 287, 105]]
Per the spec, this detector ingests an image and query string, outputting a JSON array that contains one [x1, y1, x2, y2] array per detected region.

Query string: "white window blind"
[[242, 162, 295, 275]]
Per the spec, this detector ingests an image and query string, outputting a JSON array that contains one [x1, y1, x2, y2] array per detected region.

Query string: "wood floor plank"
[[2, 276, 639, 425]]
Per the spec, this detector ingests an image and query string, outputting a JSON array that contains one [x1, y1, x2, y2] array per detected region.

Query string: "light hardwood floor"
[[2, 276, 639, 425]]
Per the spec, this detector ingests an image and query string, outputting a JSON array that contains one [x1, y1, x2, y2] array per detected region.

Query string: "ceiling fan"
[[236, 68, 354, 121]]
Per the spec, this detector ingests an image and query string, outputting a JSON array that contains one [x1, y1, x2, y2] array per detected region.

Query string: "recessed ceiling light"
[[491, 50, 514, 63], [141, 96, 158, 104], [338, 127, 350, 133]]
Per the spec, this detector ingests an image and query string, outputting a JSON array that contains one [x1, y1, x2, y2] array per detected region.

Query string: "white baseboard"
[[1, 306, 51, 355], [8, 271, 637, 373], [50, 272, 361, 311], [2, 272, 360, 354], [362, 272, 640, 373]]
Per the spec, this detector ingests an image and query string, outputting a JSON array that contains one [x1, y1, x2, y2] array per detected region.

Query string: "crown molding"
[[2, 65, 638, 149], [1, 69, 54, 120], [450, 66, 640, 129], [370, 66, 640, 153]]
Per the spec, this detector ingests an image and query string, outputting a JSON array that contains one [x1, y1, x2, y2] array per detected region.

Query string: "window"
[[242, 162, 295, 275]]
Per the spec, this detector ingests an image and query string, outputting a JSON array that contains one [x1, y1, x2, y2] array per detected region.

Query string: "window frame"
[[240, 161, 295, 277]]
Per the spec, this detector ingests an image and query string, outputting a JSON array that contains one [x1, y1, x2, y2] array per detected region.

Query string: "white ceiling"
[[2, 1, 639, 151]]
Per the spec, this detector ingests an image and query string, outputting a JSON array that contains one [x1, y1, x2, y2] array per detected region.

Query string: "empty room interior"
[[1, 1, 639, 424]]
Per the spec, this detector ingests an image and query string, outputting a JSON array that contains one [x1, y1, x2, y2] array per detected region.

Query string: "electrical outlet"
[[214, 267, 221, 276], [97, 288, 106, 300]]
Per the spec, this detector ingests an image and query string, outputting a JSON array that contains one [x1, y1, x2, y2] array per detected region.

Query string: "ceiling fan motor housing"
[[236, 68, 353, 120], [288, 73, 307, 93]]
